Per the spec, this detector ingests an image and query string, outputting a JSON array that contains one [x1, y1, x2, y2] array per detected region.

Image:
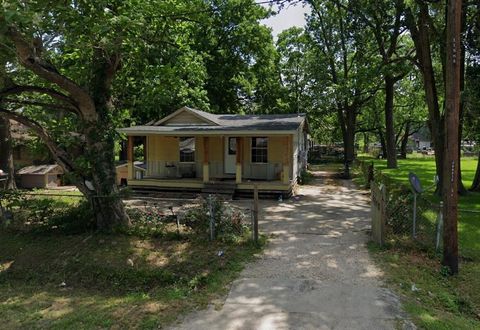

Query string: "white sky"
[[261, 2, 310, 38]]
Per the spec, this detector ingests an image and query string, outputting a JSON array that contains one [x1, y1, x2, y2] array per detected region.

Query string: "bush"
[[298, 170, 313, 185], [125, 207, 171, 238], [0, 190, 95, 234], [183, 196, 247, 240]]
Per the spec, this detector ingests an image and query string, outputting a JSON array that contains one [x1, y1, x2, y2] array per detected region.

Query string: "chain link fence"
[[362, 161, 478, 259]]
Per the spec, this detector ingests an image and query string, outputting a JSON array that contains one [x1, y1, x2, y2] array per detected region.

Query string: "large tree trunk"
[[399, 121, 411, 159], [471, 151, 480, 191], [384, 76, 397, 168], [342, 106, 356, 178], [363, 132, 369, 153], [406, 4, 445, 193], [0, 115, 16, 189], [84, 126, 130, 230], [377, 128, 387, 158], [84, 50, 130, 230]]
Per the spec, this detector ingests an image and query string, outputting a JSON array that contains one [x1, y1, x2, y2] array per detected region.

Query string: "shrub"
[[125, 207, 170, 238], [183, 196, 247, 240], [0, 190, 95, 234]]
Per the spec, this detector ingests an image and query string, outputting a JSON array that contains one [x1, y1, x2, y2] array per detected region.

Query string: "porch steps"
[[201, 181, 236, 199]]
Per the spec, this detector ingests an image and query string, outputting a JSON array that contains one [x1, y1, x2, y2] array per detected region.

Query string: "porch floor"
[[128, 177, 293, 192]]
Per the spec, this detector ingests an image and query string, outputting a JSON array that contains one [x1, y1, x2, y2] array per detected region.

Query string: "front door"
[[224, 137, 237, 174]]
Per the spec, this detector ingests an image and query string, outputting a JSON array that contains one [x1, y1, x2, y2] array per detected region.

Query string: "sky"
[[261, 2, 310, 38]]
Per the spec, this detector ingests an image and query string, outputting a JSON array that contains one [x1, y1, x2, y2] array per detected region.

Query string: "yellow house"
[[118, 107, 309, 197]]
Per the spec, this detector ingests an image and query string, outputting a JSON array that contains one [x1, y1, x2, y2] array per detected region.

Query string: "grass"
[[0, 231, 265, 329], [358, 154, 480, 329]]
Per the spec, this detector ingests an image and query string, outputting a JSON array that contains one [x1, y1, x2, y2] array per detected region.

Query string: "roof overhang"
[[117, 127, 297, 136]]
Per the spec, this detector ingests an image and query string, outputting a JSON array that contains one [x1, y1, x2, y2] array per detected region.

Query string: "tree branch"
[[5, 27, 97, 120], [0, 107, 77, 172], [2, 98, 79, 113], [0, 84, 78, 109]]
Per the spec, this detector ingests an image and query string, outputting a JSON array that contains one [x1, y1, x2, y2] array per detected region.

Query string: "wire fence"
[[362, 161, 479, 259], [0, 189, 257, 241]]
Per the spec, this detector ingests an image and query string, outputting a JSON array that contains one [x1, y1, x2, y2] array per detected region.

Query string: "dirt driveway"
[[169, 173, 414, 330]]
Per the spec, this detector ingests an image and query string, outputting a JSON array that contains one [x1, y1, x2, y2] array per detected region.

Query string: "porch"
[[125, 135, 294, 196]]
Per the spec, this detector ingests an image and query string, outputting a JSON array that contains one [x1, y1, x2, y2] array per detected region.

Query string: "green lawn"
[[358, 155, 480, 329], [0, 231, 264, 329]]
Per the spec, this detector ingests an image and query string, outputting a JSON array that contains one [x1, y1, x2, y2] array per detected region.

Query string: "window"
[[251, 137, 268, 163], [228, 137, 237, 155], [179, 137, 195, 162]]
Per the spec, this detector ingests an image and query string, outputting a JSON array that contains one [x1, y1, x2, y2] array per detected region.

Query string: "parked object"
[[17, 165, 64, 189]]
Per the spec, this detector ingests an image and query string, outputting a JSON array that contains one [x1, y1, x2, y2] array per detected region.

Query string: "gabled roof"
[[153, 106, 220, 126], [119, 107, 307, 135], [17, 164, 63, 175]]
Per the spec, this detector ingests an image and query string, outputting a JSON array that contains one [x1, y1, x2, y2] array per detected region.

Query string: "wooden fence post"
[[371, 183, 386, 246], [253, 184, 259, 243]]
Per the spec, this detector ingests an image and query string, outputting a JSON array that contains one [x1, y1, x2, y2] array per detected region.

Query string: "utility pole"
[[442, 0, 462, 275]]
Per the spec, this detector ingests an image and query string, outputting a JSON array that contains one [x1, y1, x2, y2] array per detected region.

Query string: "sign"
[[409, 172, 424, 194]]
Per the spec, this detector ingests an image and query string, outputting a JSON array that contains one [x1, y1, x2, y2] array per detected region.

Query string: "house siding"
[[163, 111, 210, 126], [144, 134, 295, 182]]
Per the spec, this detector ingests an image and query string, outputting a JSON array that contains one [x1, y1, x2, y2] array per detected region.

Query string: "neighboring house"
[[118, 106, 309, 197], [116, 161, 147, 186], [17, 165, 64, 189], [410, 130, 432, 151]]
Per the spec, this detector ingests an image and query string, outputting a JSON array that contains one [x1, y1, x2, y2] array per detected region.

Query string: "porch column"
[[203, 136, 209, 183], [127, 135, 134, 180], [236, 137, 243, 184], [282, 135, 291, 184]]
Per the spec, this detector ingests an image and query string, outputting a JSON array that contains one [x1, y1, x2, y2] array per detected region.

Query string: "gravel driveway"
[[169, 173, 413, 330]]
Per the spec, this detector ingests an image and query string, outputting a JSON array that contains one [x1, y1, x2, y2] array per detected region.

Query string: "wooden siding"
[[144, 134, 294, 182]]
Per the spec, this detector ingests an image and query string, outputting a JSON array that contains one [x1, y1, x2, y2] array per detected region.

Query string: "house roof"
[[17, 164, 63, 175], [119, 106, 307, 135]]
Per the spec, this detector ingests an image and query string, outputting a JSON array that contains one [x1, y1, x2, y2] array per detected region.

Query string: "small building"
[[118, 106, 309, 197], [116, 161, 147, 186], [17, 165, 64, 189]]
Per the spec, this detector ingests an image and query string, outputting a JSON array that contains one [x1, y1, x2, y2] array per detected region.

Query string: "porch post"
[[127, 135, 134, 180], [282, 135, 291, 184], [203, 136, 209, 183], [236, 137, 243, 184]]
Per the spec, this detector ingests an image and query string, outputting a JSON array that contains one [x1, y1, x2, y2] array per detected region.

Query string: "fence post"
[[253, 184, 259, 243], [436, 201, 444, 252], [412, 192, 417, 239], [208, 194, 215, 241], [371, 183, 386, 246]]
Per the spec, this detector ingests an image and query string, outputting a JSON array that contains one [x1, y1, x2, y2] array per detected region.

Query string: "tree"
[[464, 1, 480, 191], [276, 27, 311, 114], [306, 0, 380, 176], [0, 1, 210, 230], [192, 0, 280, 114], [356, 0, 413, 168], [0, 115, 16, 189]]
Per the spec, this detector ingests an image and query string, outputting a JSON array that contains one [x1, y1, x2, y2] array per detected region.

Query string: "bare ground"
[[167, 173, 415, 330]]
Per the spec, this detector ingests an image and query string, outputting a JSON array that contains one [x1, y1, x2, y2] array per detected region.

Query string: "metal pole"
[[253, 184, 259, 243], [413, 192, 417, 238], [208, 194, 215, 241], [436, 202, 444, 252]]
